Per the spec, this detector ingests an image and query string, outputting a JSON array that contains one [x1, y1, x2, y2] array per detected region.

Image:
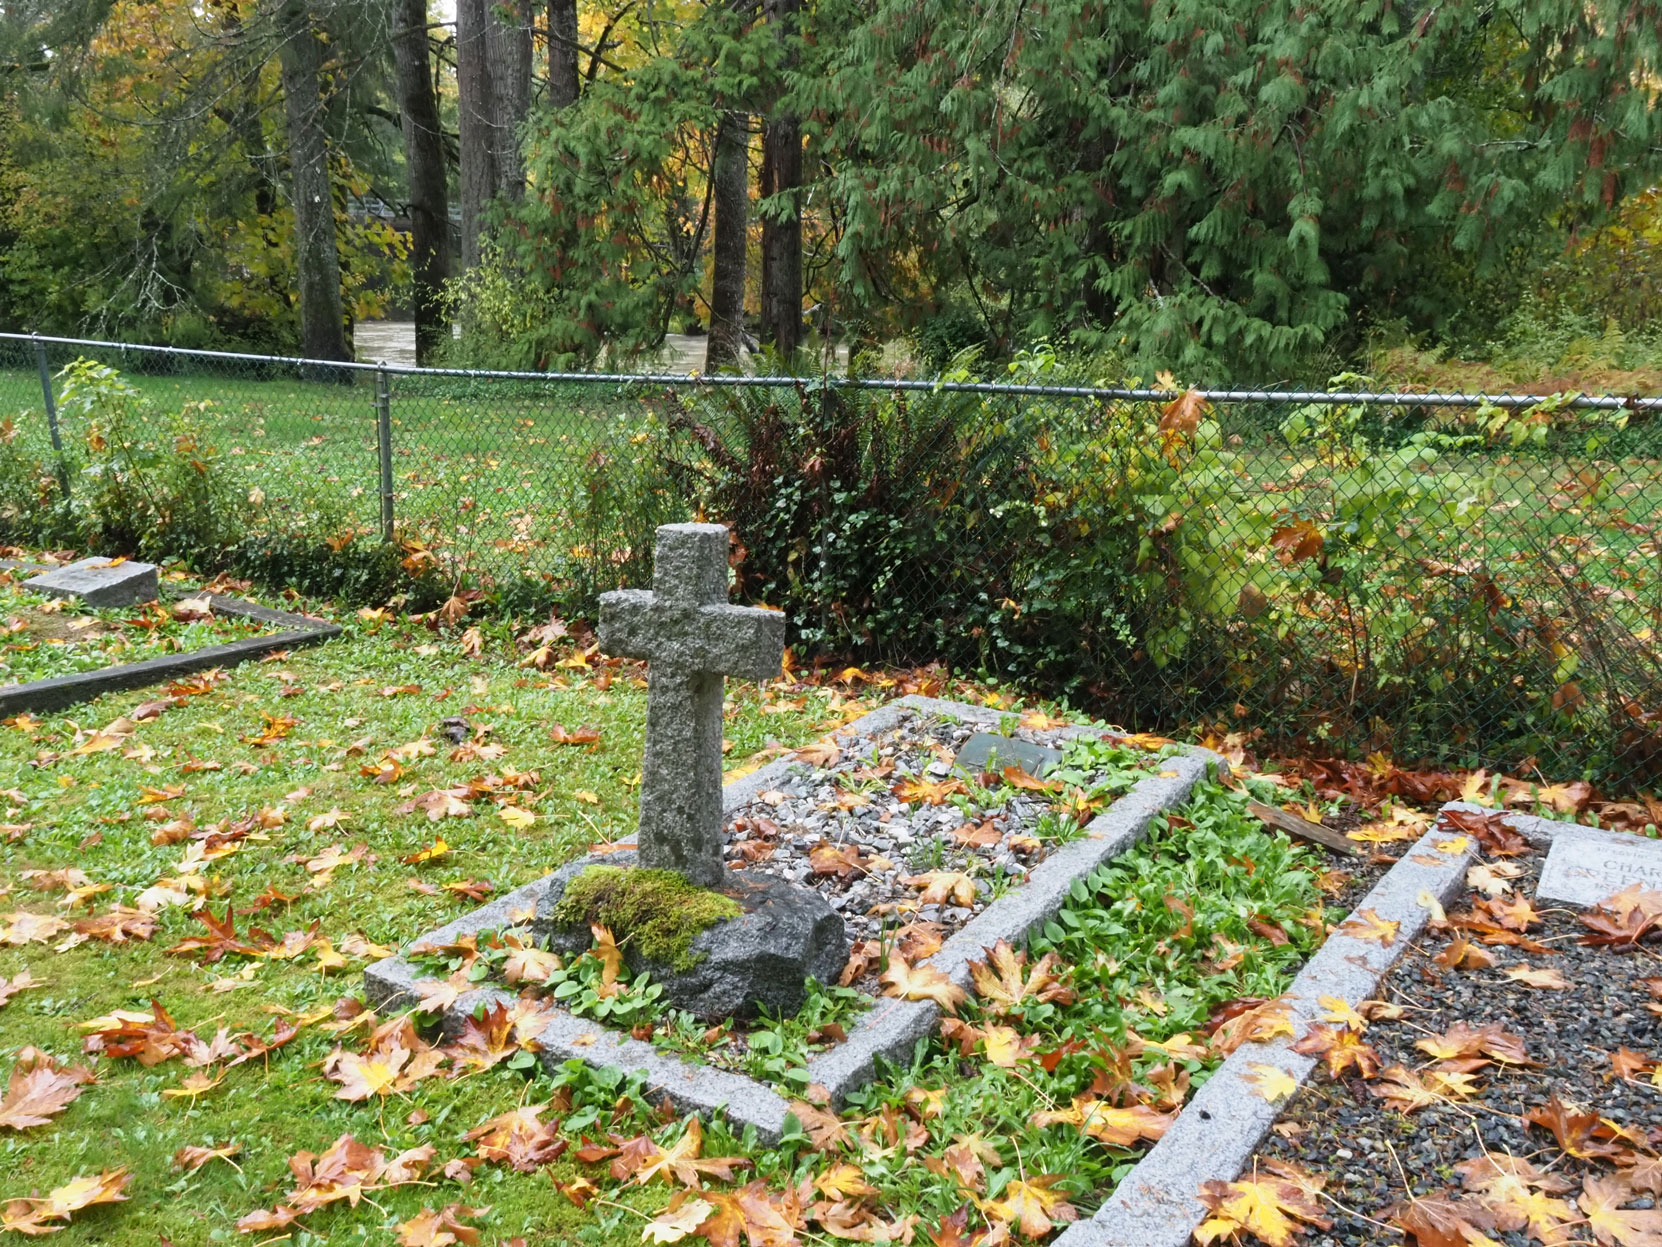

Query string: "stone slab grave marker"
[[25, 556, 159, 608], [532, 522, 847, 1019], [955, 731, 1062, 777], [1537, 823, 1662, 907]]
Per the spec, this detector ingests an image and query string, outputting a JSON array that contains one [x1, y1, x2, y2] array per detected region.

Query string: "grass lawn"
[[0, 597, 849, 1244], [0, 574, 1356, 1246]]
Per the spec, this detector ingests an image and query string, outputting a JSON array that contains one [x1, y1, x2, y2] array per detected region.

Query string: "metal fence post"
[[376, 363, 395, 542], [31, 333, 69, 495]]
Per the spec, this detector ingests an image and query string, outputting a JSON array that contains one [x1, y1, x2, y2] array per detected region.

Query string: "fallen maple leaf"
[[1290, 1025, 1382, 1080], [1502, 964, 1568, 989], [1525, 1095, 1624, 1161], [1335, 908, 1399, 946], [165, 905, 267, 962], [903, 871, 978, 908], [982, 1175, 1078, 1239], [0, 970, 46, 1010], [880, 957, 967, 1013], [1029, 1097, 1173, 1146], [396, 1203, 488, 1247], [0, 1049, 97, 1130], [969, 941, 1072, 1015], [1207, 996, 1295, 1055], [1368, 1066, 1482, 1113], [1242, 1064, 1300, 1103], [1416, 1020, 1534, 1069], [612, 1117, 752, 1190], [1194, 1163, 1331, 1247], [1388, 1192, 1498, 1247], [999, 765, 1063, 793], [787, 1100, 852, 1151], [892, 778, 968, 805], [0, 912, 70, 946], [549, 724, 601, 746], [1, 1168, 130, 1235], [173, 1142, 242, 1172], [401, 837, 451, 865], [463, 1104, 568, 1172], [324, 1046, 412, 1102], [1580, 1174, 1662, 1247]]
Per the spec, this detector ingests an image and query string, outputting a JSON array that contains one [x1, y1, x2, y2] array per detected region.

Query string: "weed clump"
[[548, 865, 741, 971]]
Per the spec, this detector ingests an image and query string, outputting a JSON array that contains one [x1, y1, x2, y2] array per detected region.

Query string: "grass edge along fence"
[[3, 330, 1662, 794]]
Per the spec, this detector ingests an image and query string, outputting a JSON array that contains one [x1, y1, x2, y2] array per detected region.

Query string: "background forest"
[[2, 0, 1662, 386]]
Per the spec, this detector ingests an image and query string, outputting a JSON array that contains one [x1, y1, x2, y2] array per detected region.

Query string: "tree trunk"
[[456, 0, 532, 269], [706, 112, 748, 372], [758, 0, 801, 357], [548, 0, 579, 109], [456, 0, 498, 271], [391, 0, 453, 364], [276, 0, 349, 363], [486, 0, 533, 201]]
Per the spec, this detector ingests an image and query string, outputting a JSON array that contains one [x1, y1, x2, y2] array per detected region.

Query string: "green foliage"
[[795, 779, 1325, 1214], [448, 5, 784, 370], [547, 866, 743, 972], [0, 0, 407, 350], [0, 358, 250, 560], [803, 0, 1662, 379], [656, 377, 1038, 657]]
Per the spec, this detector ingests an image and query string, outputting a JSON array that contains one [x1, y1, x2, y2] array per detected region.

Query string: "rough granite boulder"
[[531, 854, 849, 1021]]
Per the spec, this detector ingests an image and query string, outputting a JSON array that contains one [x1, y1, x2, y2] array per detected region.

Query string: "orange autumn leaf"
[[0, 1049, 97, 1131]]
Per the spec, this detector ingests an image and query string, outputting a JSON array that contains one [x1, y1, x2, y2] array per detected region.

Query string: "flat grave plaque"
[[954, 731, 1062, 776], [1536, 824, 1662, 907], [25, 556, 159, 608]]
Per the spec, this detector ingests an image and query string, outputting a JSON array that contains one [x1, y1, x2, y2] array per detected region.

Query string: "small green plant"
[[545, 949, 666, 1027]]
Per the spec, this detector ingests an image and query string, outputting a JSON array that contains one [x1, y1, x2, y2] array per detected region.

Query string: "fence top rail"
[[6, 330, 1662, 410]]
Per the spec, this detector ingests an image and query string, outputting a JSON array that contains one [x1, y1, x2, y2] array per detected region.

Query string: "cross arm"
[[597, 589, 656, 660], [598, 591, 784, 684], [693, 603, 785, 683]]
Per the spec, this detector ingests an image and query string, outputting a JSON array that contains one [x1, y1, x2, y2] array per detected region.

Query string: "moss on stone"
[[547, 865, 742, 972]]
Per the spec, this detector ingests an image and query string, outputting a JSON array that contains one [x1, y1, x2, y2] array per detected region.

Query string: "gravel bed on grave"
[[1251, 851, 1662, 1247], [716, 709, 1159, 950]]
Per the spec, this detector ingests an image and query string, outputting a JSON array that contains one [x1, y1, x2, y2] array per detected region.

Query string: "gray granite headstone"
[[598, 523, 785, 888], [955, 731, 1062, 777], [1537, 824, 1662, 907], [25, 557, 159, 608]]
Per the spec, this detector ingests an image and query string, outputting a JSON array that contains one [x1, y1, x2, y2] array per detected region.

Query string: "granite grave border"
[[0, 563, 342, 716], [365, 693, 1222, 1141], [1050, 800, 1654, 1247]]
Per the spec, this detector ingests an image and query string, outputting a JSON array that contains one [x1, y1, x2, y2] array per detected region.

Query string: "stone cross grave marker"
[[599, 523, 784, 888]]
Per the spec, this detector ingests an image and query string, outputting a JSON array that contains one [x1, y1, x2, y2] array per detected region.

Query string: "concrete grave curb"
[[0, 590, 341, 717], [1053, 807, 1496, 1247], [365, 694, 1221, 1142]]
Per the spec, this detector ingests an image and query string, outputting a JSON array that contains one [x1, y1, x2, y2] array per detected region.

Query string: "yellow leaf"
[[498, 806, 536, 829], [1242, 1064, 1300, 1103], [1336, 908, 1399, 946], [162, 1071, 225, 1100]]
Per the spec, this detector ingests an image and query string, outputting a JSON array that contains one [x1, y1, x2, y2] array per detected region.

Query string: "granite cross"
[[599, 523, 785, 888]]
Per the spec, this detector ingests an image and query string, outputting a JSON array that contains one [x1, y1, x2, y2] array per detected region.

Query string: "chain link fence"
[[3, 330, 1661, 791]]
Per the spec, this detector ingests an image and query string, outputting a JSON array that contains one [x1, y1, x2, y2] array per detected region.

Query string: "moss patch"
[[549, 866, 742, 972]]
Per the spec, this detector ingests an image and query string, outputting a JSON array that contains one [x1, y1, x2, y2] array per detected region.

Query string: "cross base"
[[531, 851, 848, 1020]]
